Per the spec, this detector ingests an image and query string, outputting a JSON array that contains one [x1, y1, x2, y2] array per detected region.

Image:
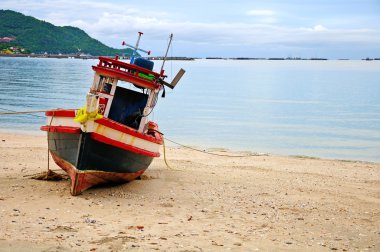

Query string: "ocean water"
[[0, 57, 379, 162]]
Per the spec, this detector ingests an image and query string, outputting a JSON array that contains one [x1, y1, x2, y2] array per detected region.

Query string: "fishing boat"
[[41, 32, 185, 195]]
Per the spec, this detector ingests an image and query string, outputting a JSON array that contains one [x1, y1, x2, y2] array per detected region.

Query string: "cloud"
[[2, 0, 380, 57], [1, 0, 165, 25], [245, 9, 277, 24], [300, 25, 328, 32], [246, 9, 275, 16], [313, 25, 327, 31]]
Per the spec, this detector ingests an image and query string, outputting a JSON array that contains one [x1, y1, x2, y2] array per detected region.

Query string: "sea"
[[0, 57, 379, 163]]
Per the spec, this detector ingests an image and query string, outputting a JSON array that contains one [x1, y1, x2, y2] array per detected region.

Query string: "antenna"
[[160, 33, 173, 74], [156, 33, 185, 89]]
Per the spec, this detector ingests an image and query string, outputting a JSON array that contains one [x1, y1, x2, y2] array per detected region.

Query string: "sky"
[[2, 0, 380, 58]]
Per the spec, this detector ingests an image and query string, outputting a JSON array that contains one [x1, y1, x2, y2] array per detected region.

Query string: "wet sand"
[[0, 132, 379, 251]]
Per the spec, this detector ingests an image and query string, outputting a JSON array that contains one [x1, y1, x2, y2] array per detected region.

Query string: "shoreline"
[[2, 54, 380, 61], [0, 54, 195, 61], [0, 132, 379, 251], [0, 128, 378, 165]]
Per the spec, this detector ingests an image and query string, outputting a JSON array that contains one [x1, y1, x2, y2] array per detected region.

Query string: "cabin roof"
[[93, 57, 161, 90]]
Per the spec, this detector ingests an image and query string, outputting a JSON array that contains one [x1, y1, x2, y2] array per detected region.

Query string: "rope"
[[47, 112, 54, 173], [0, 109, 51, 115], [159, 135, 264, 171], [29, 112, 67, 181], [163, 137, 262, 158], [23, 169, 64, 178], [162, 137, 174, 170], [0, 108, 45, 118], [0, 108, 77, 118]]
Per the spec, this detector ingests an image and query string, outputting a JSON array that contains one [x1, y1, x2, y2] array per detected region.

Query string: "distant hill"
[[0, 10, 133, 56]]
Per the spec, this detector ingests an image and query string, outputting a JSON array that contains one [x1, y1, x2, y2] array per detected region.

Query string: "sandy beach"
[[0, 132, 379, 251]]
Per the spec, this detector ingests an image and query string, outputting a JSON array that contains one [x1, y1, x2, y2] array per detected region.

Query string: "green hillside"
[[0, 10, 133, 56]]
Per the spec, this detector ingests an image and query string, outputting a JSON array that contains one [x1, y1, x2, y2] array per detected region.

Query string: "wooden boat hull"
[[41, 109, 162, 195], [47, 131, 154, 195]]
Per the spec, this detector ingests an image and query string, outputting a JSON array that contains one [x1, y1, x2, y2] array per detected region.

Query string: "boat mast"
[[160, 33, 173, 75], [131, 32, 143, 64], [122, 32, 151, 63], [156, 33, 185, 90]]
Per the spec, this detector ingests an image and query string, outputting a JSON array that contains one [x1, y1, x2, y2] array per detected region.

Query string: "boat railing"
[[93, 57, 163, 90]]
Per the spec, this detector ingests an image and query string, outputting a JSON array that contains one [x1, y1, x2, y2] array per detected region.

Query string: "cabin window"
[[108, 86, 148, 129], [102, 83, 112, 94], [94, 76, 114, 93]]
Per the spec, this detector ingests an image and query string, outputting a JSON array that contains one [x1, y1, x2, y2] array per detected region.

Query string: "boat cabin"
[[88, 56, 163, 133]]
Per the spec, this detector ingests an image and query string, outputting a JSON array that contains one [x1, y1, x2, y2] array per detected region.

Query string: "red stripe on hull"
[[91, 132, 160, 157], [96, 118, 163, 144], [50, 152, 146, 196], [40, 125, 82, 134], [43, 110, 162, 145], [45, 110, 76, 117]]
